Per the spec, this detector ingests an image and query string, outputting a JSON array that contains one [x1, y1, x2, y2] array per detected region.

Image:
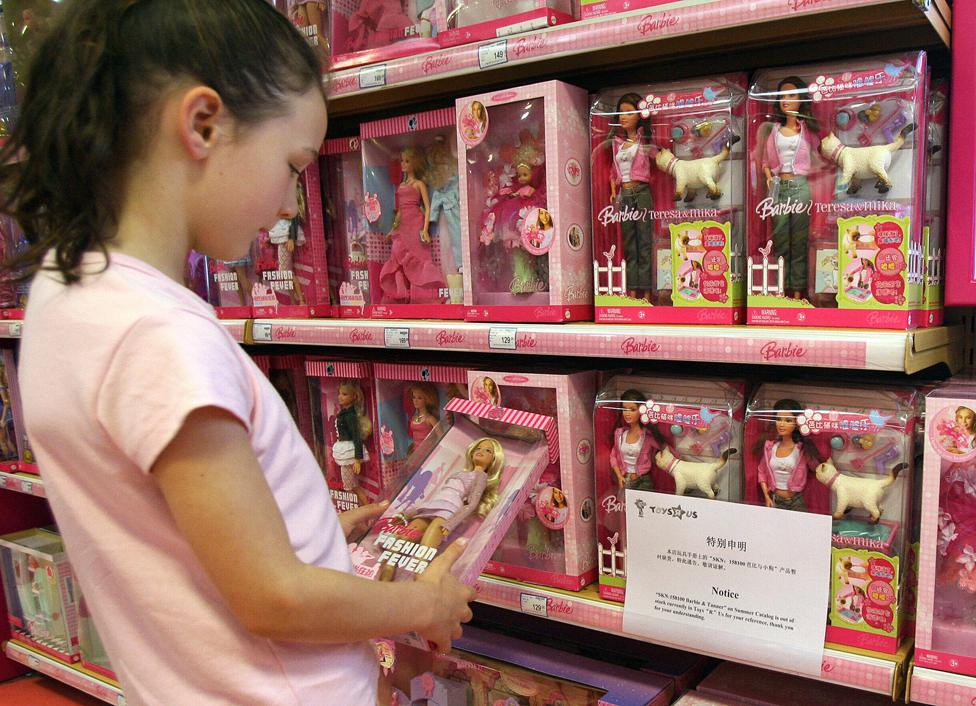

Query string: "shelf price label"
[[9, 322, 21, 338], [20, 480, 31, 495], [358, 64, 387, 89], [489, 327, 517, 350], [479, 39, 508, 70], [519, 592, 548, 618], [384, 327, 411, 349], [251, 323, 273, 343]]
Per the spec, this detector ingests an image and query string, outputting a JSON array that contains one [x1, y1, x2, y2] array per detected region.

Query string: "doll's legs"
[[233, 265, 251, 307], [771, 177, 810, 298], [340, 463, 369, 508], [277, 243, 306, 305], [621, 184, 653, 299], [379, 517, 438, 581]]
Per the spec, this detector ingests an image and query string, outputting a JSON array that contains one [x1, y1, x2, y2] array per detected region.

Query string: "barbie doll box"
[[594, 374, 745, 603], [328, 0, 439, 71], [0, 528, 81, 663], [457, 81, 593, 323], [469, 369, 598, 590], [253, 354, 316, 451], [435, 0, 574, 49], [746, 52, 929, 329], [591, 75, 747, 324], [0, 347, 35, 474], [361, 107, 465, 320], [579, 0, 677, 20], [374, 362, 469, 491], [915, 382, 976, 677], [349, 398, 556, 649], [321, 136, 369, 318], [744, 383, 917, 653], [921, 76, 948, 327], [305, 358, 380, 511]]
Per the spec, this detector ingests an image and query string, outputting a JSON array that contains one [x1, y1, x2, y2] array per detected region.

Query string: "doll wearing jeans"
[[610, 426, 659, 492]]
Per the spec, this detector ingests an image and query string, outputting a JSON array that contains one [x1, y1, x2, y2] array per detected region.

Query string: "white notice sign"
[[622, 491, 832, 676]]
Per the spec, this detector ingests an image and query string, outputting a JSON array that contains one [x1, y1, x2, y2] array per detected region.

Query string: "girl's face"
[[516, 164, 532, 185], [779, 82, 801, 116], [538, 210, 552, 228], [775, 411, 797, 438], [622, 401, 640, 425], [190, 87, 327, 262], [958, 408, 975, 432], [618, 102, 639, 132], [551, 487, 565, 505], [471, 440, 495, 468], [483, 378, 495, 394], [337, 385, 355, 407], [411, 389, 427, 411], [473, 103, 485, 121]]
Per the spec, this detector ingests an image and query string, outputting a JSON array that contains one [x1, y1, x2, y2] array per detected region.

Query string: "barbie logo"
[[502, 375, 530, 384], [759, 341, 807, 361], [597, 204, 650, 227], [490, 90, 519, 103], [516, 333, 537, 349], [332, 75, 357, 92], [755, 196, 812, 220], [637, 11, 679, 36], [546, 598, 572, 615], [435, 330, 465, 345], [273, 326, 297, 341], [511, 34, 547, 60], [621, 336, 661, 354], [867, 311, 904, 327], [421, 54, 450, 75], [350, 328, 376, 344], [787, 0, 828, 9], [601, 495, 624, 514]]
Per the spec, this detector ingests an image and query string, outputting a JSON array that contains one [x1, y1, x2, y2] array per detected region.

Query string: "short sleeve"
[[95, 311, 254, 473]]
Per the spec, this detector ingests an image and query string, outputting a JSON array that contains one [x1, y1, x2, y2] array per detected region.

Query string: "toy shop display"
[[435, 0, 573, 49], [470, 369, 598, 591], [914, 381, 976, 677], [0, 348, 34, 474], [193, 251, 254, 319], [743, 383, 917, 653], [253, 354, 316, 452], [746, 52, 929, 328], [349, 397, 556, 648], [378, 624, 674, 705], [249, 162, 330, 318], [457, 81, 593, 323], [0, 528, 80, 663], [322, 136, 370, 318], [361, 108, 464, 319], [922, 76, 948, 327], [591, 75, 747, 324], [328, 0, 439, 71], [0, 214, 29, 317], [78, 588, 115, 681], [578, 0, 675, 20], [595, 374, 744, 602], [374, 362, 469, 489], [306, 359, 380, 511], [272, 0, 328, 52]]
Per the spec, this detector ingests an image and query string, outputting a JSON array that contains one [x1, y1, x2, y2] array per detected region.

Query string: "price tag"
[[384, 328, 410, 349], [117, 696, 127, 706], [488, 327, 517, 350], [9, 322, 21, 337], [251, 323, 273, 342], [0, 476, 7, 488], [21, 481, 31, 495], [358, 64, 387, 89], [479, 39, 508, 70], [27, 655, 39, 668], [519, 593, 548, 618]]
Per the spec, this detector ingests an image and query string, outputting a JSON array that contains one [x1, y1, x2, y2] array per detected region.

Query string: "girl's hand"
[[338, 501, 389, 540], [415, 538, 476, 653]]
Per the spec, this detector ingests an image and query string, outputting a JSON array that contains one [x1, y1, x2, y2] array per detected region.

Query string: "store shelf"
[[476, 575, 910, 697], [909, 664, 976, 705], [4, 641, 123, 706], [0, 320, 22, 338], [0, 471, 43, 498], [238, 319, 962, 374], [325, 0, 949, 117]]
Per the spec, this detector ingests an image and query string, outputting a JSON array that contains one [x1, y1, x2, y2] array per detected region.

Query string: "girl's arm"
[[152, 407, 474, 649]]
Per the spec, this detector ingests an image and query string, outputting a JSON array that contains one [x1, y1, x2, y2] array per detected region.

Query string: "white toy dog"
[[655, 447, 734, 498], [655, 136, 740, 202], [820, 124, 914, 195], [814, 459, 906, 523]]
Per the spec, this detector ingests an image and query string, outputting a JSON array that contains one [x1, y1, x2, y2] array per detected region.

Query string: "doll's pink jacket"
[[611, 132, 653, 186], [610, 426, 659, 476], [763, 122, 815, 177], [757, 439, 813, 492]]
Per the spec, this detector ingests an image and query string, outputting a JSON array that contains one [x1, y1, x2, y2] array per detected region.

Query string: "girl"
[[334, 380, 373, 508], [1, 2, 474, 704], [756, 399, 822, 511]]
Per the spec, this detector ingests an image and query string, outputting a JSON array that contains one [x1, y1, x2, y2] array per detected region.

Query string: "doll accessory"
[[654, 135, 739, 202], [814, 459, 904, 522], [819, 124, 914, 195], [655, 446, 733, 498]]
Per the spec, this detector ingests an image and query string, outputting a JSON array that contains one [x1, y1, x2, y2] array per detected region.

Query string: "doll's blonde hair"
[[426, 135, 457, 191], [339, 380, 373, 439], [409, 382, 439, 420], [466, 437, 504, 518], [401, 146, 428, 181]]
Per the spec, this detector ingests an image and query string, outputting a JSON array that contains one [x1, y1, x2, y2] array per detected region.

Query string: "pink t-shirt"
[[19, 252, 378, 706]]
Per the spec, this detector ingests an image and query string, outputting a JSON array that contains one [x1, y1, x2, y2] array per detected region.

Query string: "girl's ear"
[[179, 86, 225, 160]]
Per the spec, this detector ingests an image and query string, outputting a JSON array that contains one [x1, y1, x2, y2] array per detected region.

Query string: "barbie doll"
[[379, 146, 447, 304], [407, 382, 439, 454], [381, 437, 504, 580], [756, 398, 821, 511], [760, 76, 820, 300], [609, 389, 664, 491], [348, 0, 412, 51], [0, 364, 16, 461], [264, 181, 307, 305], [333, 380, 373, 508], [427, 135, 462, 272], [288, 1, 327, 48], [608, 92, 654, 301]]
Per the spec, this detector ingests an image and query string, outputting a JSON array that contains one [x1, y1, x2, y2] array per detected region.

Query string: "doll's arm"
[[442, 471, 488, 533], [418, 181, 432, 243], [757, 453, 775, 507]]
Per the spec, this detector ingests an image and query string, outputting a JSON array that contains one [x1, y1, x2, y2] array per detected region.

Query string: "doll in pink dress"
[[348, 0, 413, 51], [935, 461, 976, 628], [609, 389, 663, 492], [381, 437, 503, 581], [407, 382, 439, 455], [379, 147, 446, 304], [756, 398, 822, 512]]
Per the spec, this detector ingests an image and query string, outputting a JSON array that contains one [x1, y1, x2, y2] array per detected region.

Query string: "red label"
[[501, 375, 530, 384]]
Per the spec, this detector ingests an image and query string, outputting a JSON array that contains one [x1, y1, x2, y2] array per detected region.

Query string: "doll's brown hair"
[[409, 382, 439, 420]]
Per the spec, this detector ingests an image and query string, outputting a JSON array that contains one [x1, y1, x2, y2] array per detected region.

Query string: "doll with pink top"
[[747, 53, 930, 328], [328, 0, 439, 70], [591, 76, 746, 324], [595, 375, 744, 602], [457, 81, 593, 323], [435, 0, 573, 49], [473, 369, 597, 591], [744, 382, 917, 653], [361, 108, 464, 319]]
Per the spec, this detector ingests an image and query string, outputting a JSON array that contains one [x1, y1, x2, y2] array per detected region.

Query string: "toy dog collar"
[[829, 143, 847, 163], [664, 155, 679, 176], [822, 468, 840, 489]]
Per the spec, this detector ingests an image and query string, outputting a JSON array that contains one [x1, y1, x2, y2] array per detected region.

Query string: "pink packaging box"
[[746, 52, 929, 329], [321, 136, 370, 318], [579, 0, 676, 21], [595, 375, 744, 603], [328, 0, 439, 71], [591, 75, 747, 324], [374, 362, 470, 494], [457, 80, 593, 323], [921, 75, 947, 327], [743, 383, 918, 654], [270, 0, 329, 53], [253, 354, 316, 453], [350, 398, 556, 650], [250, 160, 330, 319], [470, 369, 597, 590], [0, 348, 35, 475], [361, 108, 465, 320], [305, 358, 380, 511], [435, 0, 574, 49], [195, 252, 253, 319], [0, 214, 29, 316], [914, 381, 976, 676]]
